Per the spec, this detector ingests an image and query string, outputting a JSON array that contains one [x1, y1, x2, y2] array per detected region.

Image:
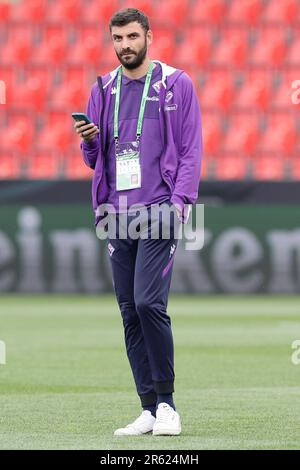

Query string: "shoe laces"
[[156, 405, 174, 424]]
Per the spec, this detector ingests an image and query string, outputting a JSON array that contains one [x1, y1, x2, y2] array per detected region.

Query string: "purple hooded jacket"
[[80, 60, 202, 225]]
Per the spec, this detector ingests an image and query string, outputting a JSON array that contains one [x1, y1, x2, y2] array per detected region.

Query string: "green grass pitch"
[[0, 294, 300, 450]]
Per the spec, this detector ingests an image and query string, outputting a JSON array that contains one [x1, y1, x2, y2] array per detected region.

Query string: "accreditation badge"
[[115, 140, 141, 191]]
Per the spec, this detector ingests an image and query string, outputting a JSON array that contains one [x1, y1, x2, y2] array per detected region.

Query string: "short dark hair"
[[109, 8, 150, 34]]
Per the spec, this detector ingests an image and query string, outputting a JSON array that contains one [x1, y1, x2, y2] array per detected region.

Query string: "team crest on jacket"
[[165, 91, 173, 103], [152, 80, 163, 93]]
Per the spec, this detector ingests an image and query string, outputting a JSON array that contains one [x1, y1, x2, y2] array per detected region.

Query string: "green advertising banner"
[[0, 203, 299, 293]]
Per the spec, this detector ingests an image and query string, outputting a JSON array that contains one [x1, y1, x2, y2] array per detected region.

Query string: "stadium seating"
[[226, 0, 264, 26], [0, 0, 299, 181], [1, 25, 34, 65], [81, 0, 120, 24], [9, 0, 47, 23], [189, 0, 227, 26], [1, 114, 35, 154], [202, 112, 224, 155], [258, 115, 298, 156], [212, 154, 249, 180], [233, 71, 272, 111], [154, 0, 189, 27], [250, 27, 287, 67], [0, 2, 11, 24], [212, 28, 249, 67], [0, 154, 23, 179], [273, 71, 300, 109], [64, 148, 94, 179], [262, 0, 299, 24], [222, 115, 261, 155], [122, 0, 154, 18], [199, 71, 236, 112], [286, 33, 300, 66], [176, 28, 213, 67], [289, 158, 300, 179], [149, 29, 176, 64], [26, 151, 62, 179], [47, 0, 83, 24], [251, 154, 287, 180]]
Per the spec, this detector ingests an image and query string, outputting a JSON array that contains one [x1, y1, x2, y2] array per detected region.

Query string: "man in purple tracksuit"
[[75, 8, 202, 436]]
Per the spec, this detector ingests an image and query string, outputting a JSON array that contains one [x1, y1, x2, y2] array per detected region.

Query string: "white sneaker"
[[114, 410, 156, 436], [152, 403, 181, 436]]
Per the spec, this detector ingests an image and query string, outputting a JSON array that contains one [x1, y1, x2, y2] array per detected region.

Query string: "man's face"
[[111, 22, 152, 70]]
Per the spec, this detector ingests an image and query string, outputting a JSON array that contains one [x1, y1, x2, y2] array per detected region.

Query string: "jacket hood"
[[100, 60, 184, 91]]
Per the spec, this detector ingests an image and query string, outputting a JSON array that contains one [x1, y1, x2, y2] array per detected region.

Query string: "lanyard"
[[114, 61, 154, 142]]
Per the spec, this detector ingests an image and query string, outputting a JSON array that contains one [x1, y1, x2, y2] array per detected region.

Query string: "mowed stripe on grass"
[[0, 295, 300, 450]]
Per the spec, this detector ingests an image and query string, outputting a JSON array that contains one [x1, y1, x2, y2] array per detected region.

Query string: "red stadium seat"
[[200, 156, 209, 179], [0, 2, 11, 23], [42, 25, 70, 43], [202, 112, 224, 155], [227, 0, 264, 26], [286, 34, 300, 66], [250, 27, 287, 67], [262, 0, 299, 24], [149, 37, 175, 64], [273, 71, 300, 109], [122, 0, 153, 18], [1, 115, 34, 153], [33, 39, 68, 67], [47, 0, 82, 24], [259, 114, 297, 155], [251, 154, 287, 180], [0, 154, 23, 179], [76, 25, 103, 43], [36, 113, 73, 153], [0, 25, 34, 65], [222, 114, 261, 155], [9, 0, 46, 23], [61, 67, 91, 85], [49, 79, 89, 110], [10, 76, 47, 111], [175, 28, 213, 67], [33, 26, 69, 66], [47, 111, 74, 126], [1, 40, 31, 65], [212, 28, 249, 67], [289, 158, 300, 180], [23, 66, 53, 94], [181, 67, 200, 91], [213, 155, 249, 180], [234, 71, 273, 111], [67, 34, 103, 65], [199, 71, 236, 112], [26, 152, 62, 179], [64, 149, 93, 179], [154, 0, 189, 27], [189, 0, 227, 25], [81, 0, 119, 23], [0, 66, 15, 103], [99, 43, 119, 69]]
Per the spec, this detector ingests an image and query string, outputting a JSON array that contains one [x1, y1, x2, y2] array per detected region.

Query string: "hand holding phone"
[[72, 112, 99, 143]]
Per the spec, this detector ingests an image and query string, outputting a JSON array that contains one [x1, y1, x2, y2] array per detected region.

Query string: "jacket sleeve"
[[170, 74, 202, 223], [80, 86, 100, 170]]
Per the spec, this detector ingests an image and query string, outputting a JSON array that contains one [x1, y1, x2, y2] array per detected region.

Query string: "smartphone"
[[71, 112, 92, 125]]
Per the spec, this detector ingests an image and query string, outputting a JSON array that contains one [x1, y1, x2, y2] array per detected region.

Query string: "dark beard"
[[117, 39, 148, 70]]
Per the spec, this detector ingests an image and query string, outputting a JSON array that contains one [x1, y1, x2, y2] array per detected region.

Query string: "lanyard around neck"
[[114, 61, 154, 142]]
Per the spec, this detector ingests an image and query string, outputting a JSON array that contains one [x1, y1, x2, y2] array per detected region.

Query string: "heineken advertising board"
[[0, 202, 299, 293]]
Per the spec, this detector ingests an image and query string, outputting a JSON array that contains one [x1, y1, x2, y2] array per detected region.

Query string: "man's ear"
[[147, 30, 153, 47]]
